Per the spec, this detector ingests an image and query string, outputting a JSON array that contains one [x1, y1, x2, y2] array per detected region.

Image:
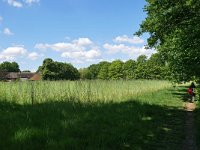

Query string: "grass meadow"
[[0, 80, 192, 149]]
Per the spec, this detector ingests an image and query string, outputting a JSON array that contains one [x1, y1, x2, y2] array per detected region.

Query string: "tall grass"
[[0, 80, 185, 150], [0, 80, 171, 104]]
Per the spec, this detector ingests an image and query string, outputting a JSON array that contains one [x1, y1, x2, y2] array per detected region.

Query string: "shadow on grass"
[[195, 105, 200, 149], [0, 98, 185, 150], [171, 86, 190, 102]]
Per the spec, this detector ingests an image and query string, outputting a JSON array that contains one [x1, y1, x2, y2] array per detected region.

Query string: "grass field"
[[0, 80, 190, 149]]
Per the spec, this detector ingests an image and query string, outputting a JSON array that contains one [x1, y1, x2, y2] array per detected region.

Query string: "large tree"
[[108, 60, 124, 80], [0, 61, 20, 72], [136, 0, 200, 82], [38, 58, 80, 80], [123, 59, 136, 79], [97, 61, 111, 80]]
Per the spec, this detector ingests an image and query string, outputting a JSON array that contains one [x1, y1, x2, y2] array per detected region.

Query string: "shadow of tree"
[[0, 98, 185, 150], [171, 86, 190, 102], [195, 105, 200, 149]]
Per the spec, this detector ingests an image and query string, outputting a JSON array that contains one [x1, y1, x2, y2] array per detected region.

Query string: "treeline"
[[79, 53, 170, 80], [0, 53, 170, 81]]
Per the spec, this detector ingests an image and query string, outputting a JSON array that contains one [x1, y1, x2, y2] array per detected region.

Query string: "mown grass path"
[[182, 102, 198, 150]]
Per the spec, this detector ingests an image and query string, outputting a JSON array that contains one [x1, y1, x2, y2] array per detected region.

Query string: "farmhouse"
[[0, 72, 41, 81]]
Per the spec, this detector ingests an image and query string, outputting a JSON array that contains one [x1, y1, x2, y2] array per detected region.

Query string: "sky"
[[0, 0, 154, 71]]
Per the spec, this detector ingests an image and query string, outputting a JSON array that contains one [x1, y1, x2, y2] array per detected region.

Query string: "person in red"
[[187, 82, 196, 102]]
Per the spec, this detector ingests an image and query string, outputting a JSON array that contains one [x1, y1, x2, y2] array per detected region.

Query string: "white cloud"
[[24, 0, 40, 4], [34, 43, 49, 50], [35, 38, 93, 52], [3, 28, 14, 35], [103, 43, 155, 56], [35, 42, 84, 52], [35, 38, 101, 63], [0, 46, 27, 61], [61, 49, 101, 60], [114, 35, 144, 44], [7, 0, 23, 8], [2, 46, 27, 56], [72, 38, 93, 46], [27, 52, 40, 60], [5, 0, 40, 7]]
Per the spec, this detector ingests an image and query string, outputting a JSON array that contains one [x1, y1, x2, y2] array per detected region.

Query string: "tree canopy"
[[136, 0, 200, 82], [79, 54, 169, 80], [0, 61, 20, 72], [38, 58, 80, 80]]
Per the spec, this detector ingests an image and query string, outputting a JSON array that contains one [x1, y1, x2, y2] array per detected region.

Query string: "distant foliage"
[[79, 54, 170, 80], [38, 58, 80, 80]]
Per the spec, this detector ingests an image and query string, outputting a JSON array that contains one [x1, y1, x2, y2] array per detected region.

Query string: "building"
[[0, 72, 41, 81]]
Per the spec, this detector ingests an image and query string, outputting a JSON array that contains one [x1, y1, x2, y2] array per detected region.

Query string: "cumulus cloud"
[[3, 28, 14, 35], [35, 38, 93, 52], [4, 0, 40, 7], [27, 52, 40, 60], [0, 46, 43, 62], [72, 38, 93, 46], [6, 0, 23, 8], [35, 38, 101, 63], [103, 43, 155, 57], [61, 49, 101, 60], [0, 46, 27, 61], [24, 0, 40, 4], [114, 35, 144, 44]]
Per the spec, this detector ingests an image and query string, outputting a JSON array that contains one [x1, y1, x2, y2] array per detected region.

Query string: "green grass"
[[0, 80, 186, 150], [0, 80, 171, 104]]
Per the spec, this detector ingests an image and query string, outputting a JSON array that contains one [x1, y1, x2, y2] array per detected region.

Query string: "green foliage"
[[137, 55, 147, 64], [87, 64, 100, 79], [80, 54, 169, 80], [0, 61, 20, 72], [108, 60, 124, 80], [39, 58, 80, 80], [136, 0, 200, 82], [79, 68, 92, 80], [123, 59, 136, 79], [97, 61, 111, 80]]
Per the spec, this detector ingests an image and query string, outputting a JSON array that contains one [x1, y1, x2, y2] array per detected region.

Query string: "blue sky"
[[0, 0, 154, 71]]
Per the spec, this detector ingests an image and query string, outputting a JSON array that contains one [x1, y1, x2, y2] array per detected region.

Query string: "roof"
[[30, 73, 41, 81], [0, 72, 39, 80], [19, 72, 35, 78], [5, 72, 19, 79]]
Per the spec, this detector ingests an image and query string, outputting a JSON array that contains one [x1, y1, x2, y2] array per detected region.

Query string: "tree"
[[87, 64, 100, 79], [0, 61, 20, 72], [136, 0, 200, 82], [123, 59, 136, 79], [108, 60, 124, 80], [39, 58, 80, 80], [79, 68, 92, 80], [134, 55, 148, 79], [145, 53, 170, 80], [137, 55, 147, 64], [97, 61, 111, 80]]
